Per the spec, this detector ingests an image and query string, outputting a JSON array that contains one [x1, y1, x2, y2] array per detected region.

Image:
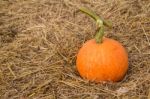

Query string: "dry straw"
[[0, 0, 150, 98]]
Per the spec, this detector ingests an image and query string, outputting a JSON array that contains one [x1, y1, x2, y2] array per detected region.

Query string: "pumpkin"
[[76, 8, 128, 82]]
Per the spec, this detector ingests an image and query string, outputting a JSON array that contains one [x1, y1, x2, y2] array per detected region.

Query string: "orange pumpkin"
[[76, 8, 128, 82]]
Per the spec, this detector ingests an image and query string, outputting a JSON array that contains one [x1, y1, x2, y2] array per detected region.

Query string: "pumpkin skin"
[[76, 38, 128, 82]]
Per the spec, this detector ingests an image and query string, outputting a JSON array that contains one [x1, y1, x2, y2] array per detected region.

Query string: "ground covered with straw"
[[0, 0, 150, 99]]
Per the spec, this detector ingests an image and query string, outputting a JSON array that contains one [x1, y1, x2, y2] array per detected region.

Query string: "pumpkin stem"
[[79, 7, 112, 43], [95, 25, 104, 43]]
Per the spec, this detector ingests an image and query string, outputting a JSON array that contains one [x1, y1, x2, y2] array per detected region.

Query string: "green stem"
[[99, 16, 112, 28], [79, 7, 112, 43], [79, 7, 100, 21], [95, 25, 104, 43]]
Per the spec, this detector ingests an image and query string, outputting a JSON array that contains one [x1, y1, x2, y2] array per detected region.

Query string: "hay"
[[0, 0, 150, 98]]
